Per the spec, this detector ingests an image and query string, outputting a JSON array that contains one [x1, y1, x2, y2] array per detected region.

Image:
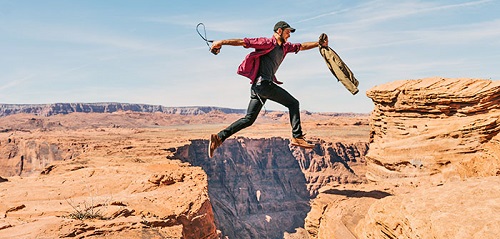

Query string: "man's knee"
[[242, 114, 257, 127], [288, 98, 299, 109]]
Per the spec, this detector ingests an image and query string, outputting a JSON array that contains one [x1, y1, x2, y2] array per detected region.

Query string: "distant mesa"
[[0, 103, 247, 117]]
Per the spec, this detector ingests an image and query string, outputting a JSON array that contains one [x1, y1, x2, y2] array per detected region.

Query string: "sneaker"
[[290, 135, 315, 149], [209, 134, 222, 158]]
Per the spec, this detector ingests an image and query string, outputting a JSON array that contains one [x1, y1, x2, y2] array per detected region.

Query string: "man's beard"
[[278, 33, 286, 43]]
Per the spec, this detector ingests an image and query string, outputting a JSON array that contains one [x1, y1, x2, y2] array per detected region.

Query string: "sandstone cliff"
[[173, 137, 368, 239], [358, 77, 500, 238], [357, 176, 500, 239], [0, 128, 220, 239], [366, 77, 500, 179], [306, 77, 500, 239], [0, 137, 78, 177]]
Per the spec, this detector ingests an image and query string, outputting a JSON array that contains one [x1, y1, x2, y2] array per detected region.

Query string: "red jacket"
[[237, 36, 301, 84]]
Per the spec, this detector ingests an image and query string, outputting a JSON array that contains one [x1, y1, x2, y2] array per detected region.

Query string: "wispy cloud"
[[296, 0, 499, 53], [406, 19, 500, 44], [306, 0, 493, 31], [0, 74, 33, 91], [326, 18, 500, 52], [296, 8, 352, 24], [352, 0, 492, 26], [143, 14, 274, 36], [2, 20, 172, 54]]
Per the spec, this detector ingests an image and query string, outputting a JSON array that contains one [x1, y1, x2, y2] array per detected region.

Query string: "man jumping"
[[208, 21, 328, 158]]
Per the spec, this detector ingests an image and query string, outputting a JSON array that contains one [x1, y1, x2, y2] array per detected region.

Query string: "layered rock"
[[173, 137, 368, 239], [0, 128, 219, 239], [366, 77, 500, 179], [0, 137, 78, 177], [307, 174, 500, 239], [357, 176, 500, 239], [304, 77, 500, 239], [0, 160, 219, 239], [335, 77, 500, 239], [305, 184, 392, 239], [293, 140, 368, 196]]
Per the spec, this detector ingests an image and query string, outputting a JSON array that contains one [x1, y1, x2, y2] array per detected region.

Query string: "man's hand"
[[210, 40, 222, 55], [319, 33, 329, 48], [300, 34, 329, 51]]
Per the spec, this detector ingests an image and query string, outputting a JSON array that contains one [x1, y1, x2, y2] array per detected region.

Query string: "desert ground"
[[0, 110, 370, 238]]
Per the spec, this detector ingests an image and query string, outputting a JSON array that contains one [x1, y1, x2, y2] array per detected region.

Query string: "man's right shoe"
[[291, 136, 315, 149], [209, 134, 222, 158]]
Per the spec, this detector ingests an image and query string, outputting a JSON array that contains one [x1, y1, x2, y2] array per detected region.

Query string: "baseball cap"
[[274, 21, 296, 33]]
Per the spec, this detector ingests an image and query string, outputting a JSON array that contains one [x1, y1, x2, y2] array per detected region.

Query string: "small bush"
[[65, 198, 107, 220]]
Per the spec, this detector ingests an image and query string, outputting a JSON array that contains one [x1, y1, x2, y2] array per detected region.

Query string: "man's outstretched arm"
[[211, 39, 245, 53], [300, 41, 320, 51], [300, 34, 329, 51]]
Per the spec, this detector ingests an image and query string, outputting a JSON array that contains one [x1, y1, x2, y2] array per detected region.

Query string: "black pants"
[[217, 80, 303, 141]]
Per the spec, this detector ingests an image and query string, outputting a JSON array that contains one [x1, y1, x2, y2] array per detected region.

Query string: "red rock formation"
[[305, 77, 500, 239], [174, 137, 367, 239], [0, 128, 220, 239], [366, 77, 500, 179], [0, 137, 77, 177], [357, 176, 500, 239]]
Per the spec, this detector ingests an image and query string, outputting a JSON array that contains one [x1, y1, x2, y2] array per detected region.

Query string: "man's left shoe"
[[209, 134, 222, 158], [290, 136, 315, 149]]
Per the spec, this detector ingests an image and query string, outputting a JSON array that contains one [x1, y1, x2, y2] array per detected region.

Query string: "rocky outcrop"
[[0, 137, 78, 177], [173, 137, 368, 239], [332, 77, 500, 239], [0, 103, 246, 117], [303, 77, 500, 239], [0, 128, 219, 239], [357, 176, 500, 239], [366, 77, 500, 180], [0, 161, 219, 239], [306, 174, 500, 239], [305, 184, 392, 239]]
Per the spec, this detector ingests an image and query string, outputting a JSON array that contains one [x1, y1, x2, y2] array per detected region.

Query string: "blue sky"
[[1, 0, 499, 113]]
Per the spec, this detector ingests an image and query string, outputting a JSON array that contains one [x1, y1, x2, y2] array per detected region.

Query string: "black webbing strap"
[[196, 23, 219, 55]]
